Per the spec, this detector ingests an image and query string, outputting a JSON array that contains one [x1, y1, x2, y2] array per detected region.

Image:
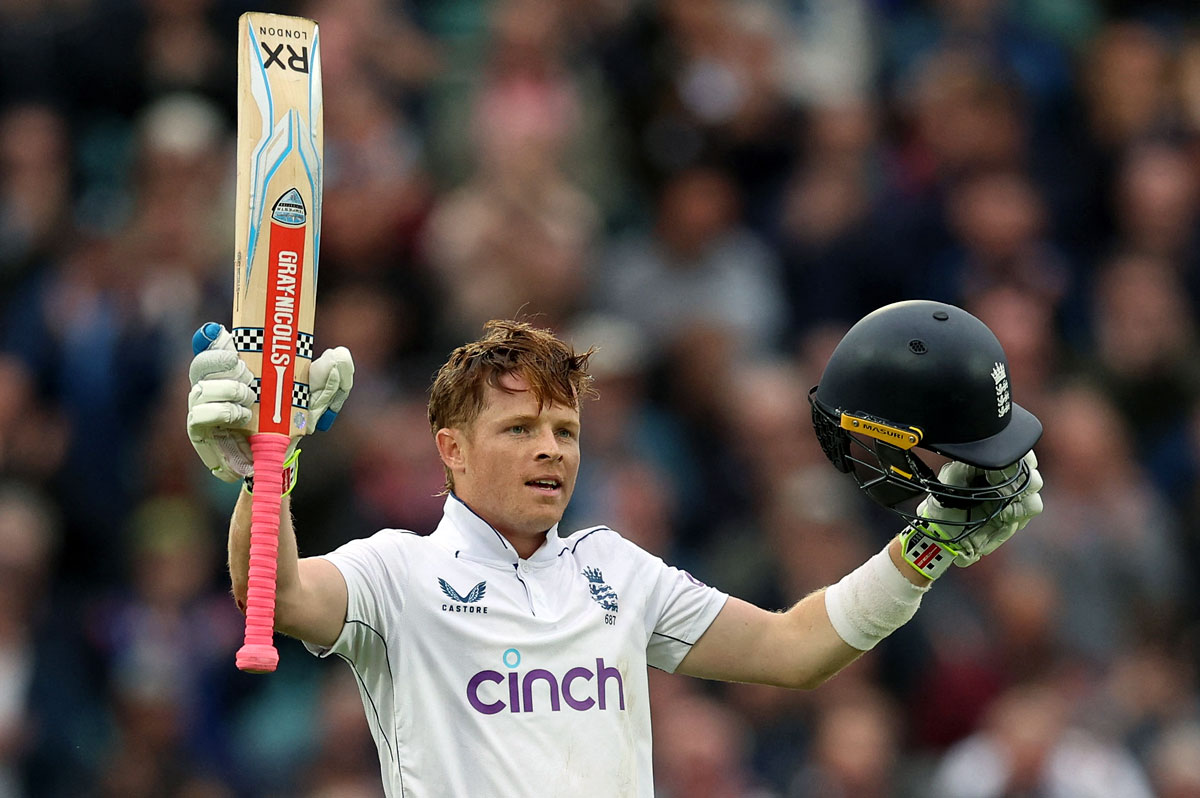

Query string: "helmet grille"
[[810, 389, 852, 473], [809, 386, 1031, 541]]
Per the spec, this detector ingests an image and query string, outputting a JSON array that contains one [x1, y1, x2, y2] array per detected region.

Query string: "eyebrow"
[[498, 412, 580, 429], [499, 414, 538, 425]]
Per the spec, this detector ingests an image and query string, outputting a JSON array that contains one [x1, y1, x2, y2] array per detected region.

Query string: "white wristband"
[[824, 544, 930, 651]]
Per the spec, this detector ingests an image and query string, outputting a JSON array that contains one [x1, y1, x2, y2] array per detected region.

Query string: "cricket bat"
[[232, 11, 322, 673]]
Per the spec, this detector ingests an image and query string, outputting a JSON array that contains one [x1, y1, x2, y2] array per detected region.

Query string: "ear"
[[436, 427, 467, 476]]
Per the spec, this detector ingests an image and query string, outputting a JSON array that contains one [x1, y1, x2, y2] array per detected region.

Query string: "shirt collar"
[[432, 493, 564, 565]]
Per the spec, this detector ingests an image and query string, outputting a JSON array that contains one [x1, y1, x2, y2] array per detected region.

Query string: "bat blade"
[[232, 11, 323, 674]]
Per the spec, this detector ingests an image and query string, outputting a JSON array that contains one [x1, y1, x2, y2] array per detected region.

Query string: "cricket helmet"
[[809, 300, 1042, 539]]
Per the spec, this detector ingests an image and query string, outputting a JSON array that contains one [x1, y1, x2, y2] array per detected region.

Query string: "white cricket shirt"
[[305, 494, 728, 797]]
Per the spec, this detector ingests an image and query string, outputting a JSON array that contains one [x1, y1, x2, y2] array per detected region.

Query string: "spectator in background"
[[1081, 22, 1177, 154], [0, 354, 68, 484], [873, 46, 1033, 295], [880, 0, 1075, 116], [1180, 28, 1200, 134], [927, 168, 1072, 312], [559, 313, 693, 549], [776, 101, 899, 338], [3, 94, 229, 586], [318, 70, 433, 285], [296, 669, 386, 798], [423, 0, 598, 340], [1111, 140, 1200, 271], [595, 0, 804, 223], [788, 686, 903, 798], [931, 681, 1155, 798], [298, 284, 449, 550], [89, 496, 242, 795], [136, 0, 232, 105], [1085, 252, 1200, 504], [651, 674, 776, 798], [0, 103, 72, 297], [117, 93, 232, 342], [1020, 381, 1184, 663], [908, 559, 1064, 751], [968, 283, 1061, 414], [1092, 645, 1200, 763], [1063, 20, 1179, 260], [1147, 721, 1200, 798], [597, 165, 786, 357], [0, 483, 99, 796]]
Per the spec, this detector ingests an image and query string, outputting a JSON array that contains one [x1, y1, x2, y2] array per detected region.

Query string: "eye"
[[556, 428, 576, 440], [508, 425, 526, 434]]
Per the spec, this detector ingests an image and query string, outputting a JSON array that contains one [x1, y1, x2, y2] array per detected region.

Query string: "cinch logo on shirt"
[[440, 578, 489, 614], [466, 648, 626, 715]]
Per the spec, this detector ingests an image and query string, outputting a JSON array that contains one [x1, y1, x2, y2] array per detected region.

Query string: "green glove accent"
[[244, 448, 301, 497], [899, 523, 959, 579]]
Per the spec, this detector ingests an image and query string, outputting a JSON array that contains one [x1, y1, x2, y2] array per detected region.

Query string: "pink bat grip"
[[236, 432, 290, 673]]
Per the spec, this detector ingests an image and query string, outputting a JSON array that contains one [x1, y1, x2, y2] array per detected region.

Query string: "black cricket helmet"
[[809, 300, 1043, 540]]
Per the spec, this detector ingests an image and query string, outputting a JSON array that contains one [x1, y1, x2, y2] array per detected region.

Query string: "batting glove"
[[900, 451, 1044, 579], [187, 322, 354, 486]]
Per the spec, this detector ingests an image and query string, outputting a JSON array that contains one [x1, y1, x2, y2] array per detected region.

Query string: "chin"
[[528, 506, 567, 532]]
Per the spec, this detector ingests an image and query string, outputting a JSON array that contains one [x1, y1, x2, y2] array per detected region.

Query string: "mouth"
[[525, 477, 563, 495]]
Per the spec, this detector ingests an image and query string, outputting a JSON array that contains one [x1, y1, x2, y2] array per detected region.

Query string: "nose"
[[535, 428, 563, 461]]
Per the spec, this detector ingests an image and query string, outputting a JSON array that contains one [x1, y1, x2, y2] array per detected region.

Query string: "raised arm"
[[677, 537, 925, 688], [188, 321, 356, 649], [227, 490, 347, 647], [678, 453, 1043, 689]]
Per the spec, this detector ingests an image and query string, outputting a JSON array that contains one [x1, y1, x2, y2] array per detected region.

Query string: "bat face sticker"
[[272, 188, 307, 225]]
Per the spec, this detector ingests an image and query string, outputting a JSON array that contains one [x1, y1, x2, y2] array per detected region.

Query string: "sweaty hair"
[[429, 319, 596, 493]]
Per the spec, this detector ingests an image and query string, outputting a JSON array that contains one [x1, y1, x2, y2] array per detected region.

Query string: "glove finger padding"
[[187, 380, 256, 424], [189, 347, 251, 384], [982, 451, 1039, 490], [996, 490, 1043, 531], [953, 519, 1018, 565], [936, 460, 984, 489], [188, 327, 255, 481], [952, 451, 1044, 566], [907, 450, 1045, 576], [307, 346, 353, 432]]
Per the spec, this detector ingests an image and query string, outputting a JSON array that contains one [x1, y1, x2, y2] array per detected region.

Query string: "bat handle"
[[236, 432, 290, 674]]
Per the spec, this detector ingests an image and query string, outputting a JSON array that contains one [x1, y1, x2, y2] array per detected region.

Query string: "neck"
[[504, 532, 547, 561], [451, 492, 552, 560]]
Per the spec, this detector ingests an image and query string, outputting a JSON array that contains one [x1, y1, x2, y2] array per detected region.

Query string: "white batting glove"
[[188, 325, 255, 481], [900, 451, 1044, 579], [186, 323, 354, 483], [307, 342, 354, 432]]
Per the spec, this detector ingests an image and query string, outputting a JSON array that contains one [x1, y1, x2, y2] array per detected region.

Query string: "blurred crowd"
[[3, 0, 1200, 795]]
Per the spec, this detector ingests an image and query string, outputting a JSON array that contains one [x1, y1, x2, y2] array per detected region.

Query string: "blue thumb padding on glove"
[[316, 409, 338, 431], [192, 322, 223, 356]]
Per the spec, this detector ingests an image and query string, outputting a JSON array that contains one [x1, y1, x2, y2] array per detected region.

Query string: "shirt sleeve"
[[640, 548, 729, 673], [303, 530, 410, 661]]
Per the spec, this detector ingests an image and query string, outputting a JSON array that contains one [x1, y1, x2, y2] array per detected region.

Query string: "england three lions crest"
[[582, 567, 619, 612], [991, 362, 1011, 417]]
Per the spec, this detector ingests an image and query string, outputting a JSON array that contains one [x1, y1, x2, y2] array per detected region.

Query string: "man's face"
[[447, 373, 581, 546]]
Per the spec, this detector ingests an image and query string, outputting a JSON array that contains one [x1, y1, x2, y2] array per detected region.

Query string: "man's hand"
[[186, 322, 354, 484], [188, 324, 255, 482], [900, 451, 1044, 579]]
